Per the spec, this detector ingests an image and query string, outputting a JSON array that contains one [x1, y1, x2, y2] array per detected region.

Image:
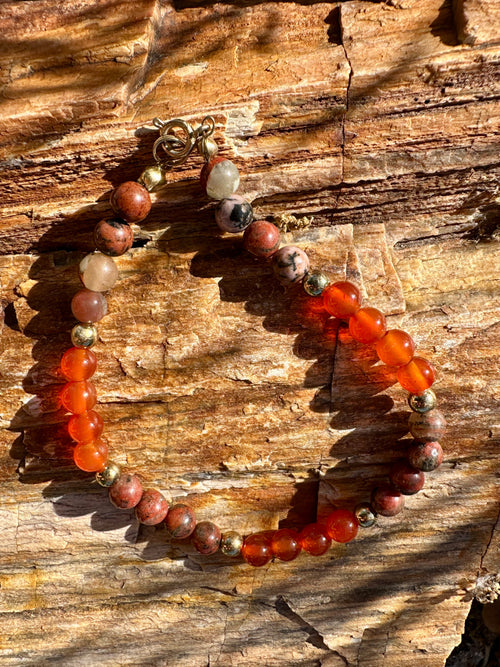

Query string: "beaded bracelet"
[[58, 117, 447, 567]]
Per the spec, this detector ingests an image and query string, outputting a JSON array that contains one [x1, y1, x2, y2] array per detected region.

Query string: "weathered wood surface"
[[0, 0, 499, 665]]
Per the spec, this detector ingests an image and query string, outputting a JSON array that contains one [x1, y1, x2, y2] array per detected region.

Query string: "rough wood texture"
[[0, 1, 499, 665]]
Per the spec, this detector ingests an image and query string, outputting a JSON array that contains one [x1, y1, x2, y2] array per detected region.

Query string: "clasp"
[[152, 116, 216, 169]]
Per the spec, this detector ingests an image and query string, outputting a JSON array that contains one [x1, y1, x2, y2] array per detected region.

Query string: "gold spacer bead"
[[96, 461, 121, 487], [138, 165, 165, 192], [354, 502, 377, 528], [220, 530, 244, 557], [303, 270, 330, 297], [71, 323, 98, 348], [408, 389, 437, 413], [198, 136, 218, 161]]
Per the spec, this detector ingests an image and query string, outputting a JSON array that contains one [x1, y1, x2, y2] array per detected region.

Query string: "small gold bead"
[[303, 270, 330, 297], [138, 165, 165, 192], [198, 136, 218, 161], [96, 461, 121, 487], [354, 503, 377, 528], [408, 389, 437, 413], [220, 530, 243, 557], [71, 323, 98, 348]]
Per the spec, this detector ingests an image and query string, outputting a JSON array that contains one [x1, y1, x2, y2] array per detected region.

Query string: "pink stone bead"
[[272, 245, 309, 285]]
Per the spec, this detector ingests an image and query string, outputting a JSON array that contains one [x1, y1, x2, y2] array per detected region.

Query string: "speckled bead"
[[71, 289, 107, 323], [109, 473, 143, 509], [243, 220, 281, 258], [272, 245, 310, 285], [371, 484, 405, 517], [389, 460, 425, 495], [79, 253, 118, 292], [165, 503, 196, 539], [71, 323, 99, 348], [408, 409, 447, 442], [408, 389, 437, 414], [135, 489, 169, 525], [354, 503, 377, 528], [215, 195, 253, 233], [94, 219, 134, 257], [110, 181, 151, 223], [191, 521, 221, 555], [200, 156, 240, 200], [220, 531, 244, 557], [407, 440, 443, 471]]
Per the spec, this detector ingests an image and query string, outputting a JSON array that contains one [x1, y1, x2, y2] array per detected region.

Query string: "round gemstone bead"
[[323, 281, 361, 319], [110, 181, 151, 223], [68, 410, 104, 443], [241, 533, 272, 567], [61, 347, 97, 381], [109, 473, 143, 509], [243, 220, 281, 258], [272, 245, 310, 285], [60, 380, 97, 414], [349, 307, 387, 345], [71, 289, 107, 323], [407, 440, 443, 471], [215, 195, 253, 233], [165, 503, 196, 539], [73, 438, 108, 472], [325, 509, 359, 543], [303, 270, 330, 297], [135, 489, 169, 525], [371, 484, 405, 517], [270, 529, 302, 562], [220, 531, 244, 557], [298, 523, 331, 556], [79, 253, 118, 292], [408, 388, 437, 413], [94, 218, 134, 257], [200, 157, 240, 200], [191, 521, 221, 555], [96, 461, 121, 487], [375, 329, 415, 367], [389, 460, 425, 495], [397, 357, 436, 394], [71, 323, 98, 349], [354, 503, 377, 528], [408, 409, 447, 442]]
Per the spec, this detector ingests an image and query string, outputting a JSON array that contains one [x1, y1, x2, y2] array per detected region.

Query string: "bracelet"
[[58, 117, 447, 567]]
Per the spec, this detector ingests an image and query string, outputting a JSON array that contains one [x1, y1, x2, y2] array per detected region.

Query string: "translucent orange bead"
[[270, 529, 302, 562], [241, 533, 272, 567], [73, 438, 108, 472], [299, 523, 331, 556], [60, 347, 97, 381], [60, 381, 97, 414], [397, 356, 436, 393], [325, 509, 358, 543], [375, 329, 415, 367], [323, 281, 361, 319], [68, 410, 104, 443], [349, 307, 386, 345]]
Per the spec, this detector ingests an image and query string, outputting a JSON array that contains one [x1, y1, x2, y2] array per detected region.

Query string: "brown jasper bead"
[[191, 521, 221, 555], [409, 409, 447, 442], [110, 181, 151, 223], [94, 218, 134, 257], [407, 440, 443, 472], [71, 289, 107, 323], [135, 489, 169, 525], [165, 503, 196, 539], [371, 484, 405, 517], [389, 460, 425, 495], [109, 473, 143, 510], [243, 220, 281, 258]]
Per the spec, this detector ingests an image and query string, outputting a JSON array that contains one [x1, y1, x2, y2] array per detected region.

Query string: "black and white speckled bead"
[[215, 195, 253, 233], [272, 245, 310, 285]]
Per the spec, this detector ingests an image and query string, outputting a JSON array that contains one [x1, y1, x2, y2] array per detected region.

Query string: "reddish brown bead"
[[325, 509, 359, 543], [270, 529, 302, 562], [61, 347, 97, 381], [409, 409, 447, 442], [323, 281, 361, 320], [390, 460, 425, 495], [375, 329, 415, 367], [110, 181, 151, 223], [241, 533, 272, 567], [191, 521, 221, 555], [94, 218, 134, 257], [109, 473, 143, 509], [60, 380, 97, 414], [371, 484, 405, 517], [349, 307, 387, 345], [407, 440, 443, 472], [71, 289, 107, 323], [73, 438, 108, 473], [68, 410, 103, 443], [165, 503, 196, 539], [243, 220, 281, 258], [135, 489, 169, 525], [298, 523, 331, 556], [397, 357, 436, 394]]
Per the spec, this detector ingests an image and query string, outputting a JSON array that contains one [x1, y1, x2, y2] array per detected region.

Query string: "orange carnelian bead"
[[68, 410, 104, 443], [299, 523, 331, 556], [349, 307, 386, 345], [325, 509, 358, 543], [375, 329, 415, 367], [397, 356, 436, 393], [323, 281, 361, 319], [60, 380, 97, 414], [61, 347, 97, 381], [241, 533, 272, 567], [73, 438, 108, 472], [270, 529, 302, 562]]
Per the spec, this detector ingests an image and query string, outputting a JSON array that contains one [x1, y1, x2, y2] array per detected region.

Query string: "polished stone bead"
[[349, 307, 387, 345], [325, 509, 358, 543], [390, 460, 425, 495], [408, 388, 437, 413], [407, 440, 443, 471], [220, 531, 244, 557], [138, 165, 165, 192], [165, 503, 196, 539], [191, 521, 221, 555], [270, 529, 302, 561], [68, 410, 104, 443], [200, 157, 240, 200], [397, 357, 436, 394], [298, 523, 331, 556], [371, 484, 405, 517], [94, 218, 134, 257], [71, 323, 99, 349], [60, 380, 97, 414], [243, 220, 281, 258], [409, 409, 447, 442], [71, 289, 107, 323], [241, 533, 272, 567], [135, 489, 169, 525], [215, 195, 253, 233], [96, 461, 121, 487], [73, 438, 108, 473], [109, 473, 143, 509], [79, 253, 118, 292], [375, 329, 415, 367], [61, 347, 97, 381], [303, 270, 330, 297], [272, 245, 310, 285], [110, 181, 151, 223], [354, 503, 377, 528], [323, 281, 361, 319]]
